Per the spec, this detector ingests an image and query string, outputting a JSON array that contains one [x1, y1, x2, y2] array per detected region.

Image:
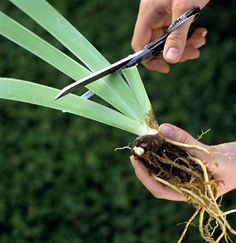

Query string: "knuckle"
[[131, 37, 144, 52], [178, 132, 190, 144], [172, 0, 193, 14], [194, 52, 200, 59], [167, 32, 185, 45], [131, 38, 137, 51], [140, 0, 155, 10]]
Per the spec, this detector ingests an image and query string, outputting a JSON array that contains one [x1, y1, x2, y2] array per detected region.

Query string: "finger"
[[132, 17, 152, 51], [179, 28, 207, 62], [186, 27, 207, 48], [164, 24, 191, 63], [142, 58, 170, 73], [179, 46, 200, 63], [131, 6, 154, 50], [139, 27, 169, 72], [130, 156, 186, 201], [163, 3, 195, 63], [131, 0, 164, 51], [143, 28, 207, 70], [158, 123, 209, 160]]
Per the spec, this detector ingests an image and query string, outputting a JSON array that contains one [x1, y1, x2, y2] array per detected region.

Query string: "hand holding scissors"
[[55, 7, 200, 100]]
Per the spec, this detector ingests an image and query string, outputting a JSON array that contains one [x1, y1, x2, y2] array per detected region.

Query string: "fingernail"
[[166, 47, 180, 62], [201, 30, 208, 38], [159, 124, 176, 139]]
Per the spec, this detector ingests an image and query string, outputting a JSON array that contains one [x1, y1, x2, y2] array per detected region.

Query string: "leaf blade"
[[0, 10, 142, 121], [10, 0, 109, 70], [123, 67, 153, 118], [8, 0, 144, 121], [0, 78, 147, 136]]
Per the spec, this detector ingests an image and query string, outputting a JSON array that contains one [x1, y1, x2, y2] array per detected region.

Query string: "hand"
[[132, 0, 209, 73], [130, 123, 236, 201]]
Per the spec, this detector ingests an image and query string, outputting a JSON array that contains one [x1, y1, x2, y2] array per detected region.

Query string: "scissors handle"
[[125, 34, 167, 68], [125, 7, 200, 68], [167, 7, 200, 33]]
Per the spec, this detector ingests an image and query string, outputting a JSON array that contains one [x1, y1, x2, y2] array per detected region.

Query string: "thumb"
[[158, 123, 209, 160], [163, 7, 192, 63]]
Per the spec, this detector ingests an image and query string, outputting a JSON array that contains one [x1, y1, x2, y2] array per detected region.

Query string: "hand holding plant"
[[131, 123, 236, 201], [131, 123, 236, 242]]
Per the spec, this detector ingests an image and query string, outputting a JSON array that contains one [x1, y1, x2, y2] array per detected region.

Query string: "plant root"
[[132, 133, 236, 243]]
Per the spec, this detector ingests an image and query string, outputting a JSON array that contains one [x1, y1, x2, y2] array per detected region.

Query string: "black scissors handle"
[[55, 7, 200, 100], [125, 7, 200, 67]]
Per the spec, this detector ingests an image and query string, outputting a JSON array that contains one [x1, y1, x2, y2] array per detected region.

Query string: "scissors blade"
[[55, 52, 141, 100], [55, 7, 201, 100]]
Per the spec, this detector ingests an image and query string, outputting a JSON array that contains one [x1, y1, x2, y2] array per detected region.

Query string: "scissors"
[[55, 7, 200, 100]]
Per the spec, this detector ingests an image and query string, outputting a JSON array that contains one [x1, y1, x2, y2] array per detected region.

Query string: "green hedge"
[[0, 1, 236, 242]]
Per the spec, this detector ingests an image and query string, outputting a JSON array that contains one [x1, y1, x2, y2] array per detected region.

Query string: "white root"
[[164, 138, 210, 155]]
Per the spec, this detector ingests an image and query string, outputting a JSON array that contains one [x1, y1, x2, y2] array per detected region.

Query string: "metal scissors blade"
[[55, 6, 200, 100], [55, 52, 141, 100]]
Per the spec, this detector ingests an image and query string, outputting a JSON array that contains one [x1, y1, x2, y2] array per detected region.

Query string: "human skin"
[[131, 0, 236, 201], [130, 124, 236, 201], [132, 0, 210, 72]]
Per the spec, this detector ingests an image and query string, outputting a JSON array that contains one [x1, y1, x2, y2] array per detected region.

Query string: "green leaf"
[[0, 11, 88, 80], [123, 67, 152, 119], [0, 0, 156, 133], [0, 11, 142, 122], [10, 0, 109, 71], [5, 0, 144, 121], [0, 78, 148, 136]]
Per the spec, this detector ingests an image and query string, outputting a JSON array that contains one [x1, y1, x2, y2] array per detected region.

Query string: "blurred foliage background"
[[0, 0, 236, 242]]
